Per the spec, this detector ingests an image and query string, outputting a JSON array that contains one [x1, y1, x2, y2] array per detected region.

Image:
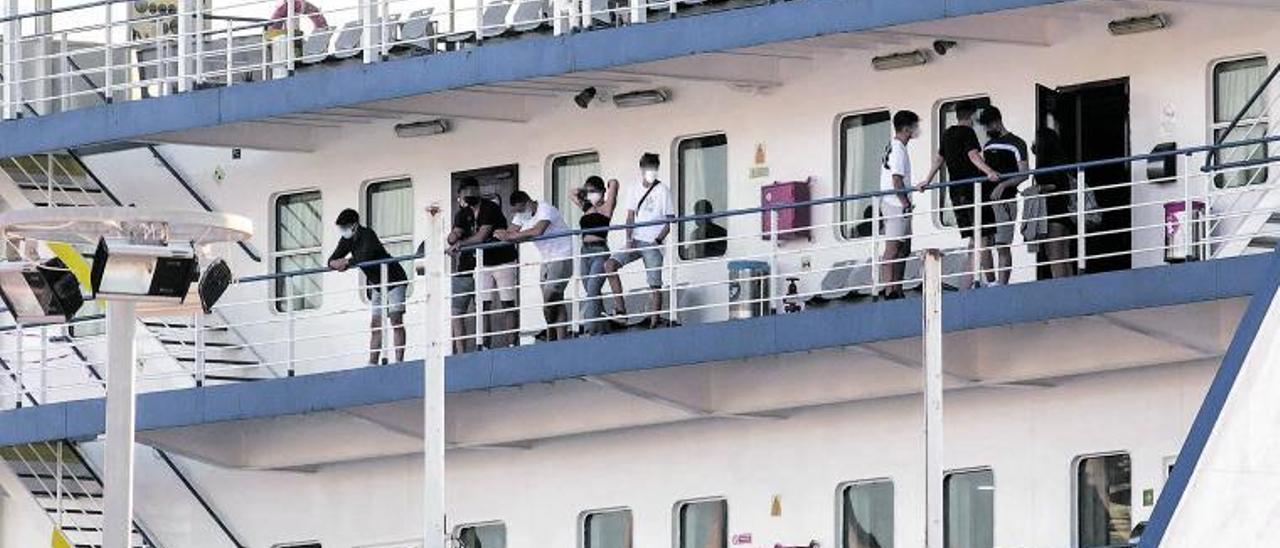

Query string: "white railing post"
[[424, 208, 448, 548], [193, 312, 206, 386], [177, 0, 193, 92], [379, 0, 390, 58], [195, 0, 205, 85], [666, 228, 677, 325], [1182, 153, 1193, 261], [473, 248, 485, 349], [379, 262, 390, 364], [579, 0, 590, 30], [629, 0, 644, 24], [104, 1, 114, 102], [15, 326, 24, 407], [284, 0, 296, 73], [870, 199, 880, 297], [360, 0, 375, 63], [2, 0, 22, 119], [1076, 168, 1087, 272], [922, 247, 944, 548], [553, 0, 564, 36], [570, 233, 581, 334], [769, 208, 780, 314], [473, 0, 483, 43], [223, 23, 232, 86], [55, 442, 64, 527], [972, 186, 983, 287], [286, 293, 296, 376], [59, 32, 70, 112], [154, 18, 166, 96], [39, 325, 47, 404]]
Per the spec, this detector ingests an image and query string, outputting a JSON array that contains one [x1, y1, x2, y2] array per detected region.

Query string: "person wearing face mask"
[[979, 106, 1030, 286], [603, 153, 675, 329], [877, 110, 920, 300], [328, 208, 409, 365], [496, 190, 573, 341], [447, 178, 520, 349], [571, 176, 618, 335]]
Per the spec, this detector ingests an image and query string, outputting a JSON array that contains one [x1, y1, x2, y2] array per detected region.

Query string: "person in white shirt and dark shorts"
[[878, 110, 921, 300], [499, 190, 574, 341], [604, 152, 676, 329]]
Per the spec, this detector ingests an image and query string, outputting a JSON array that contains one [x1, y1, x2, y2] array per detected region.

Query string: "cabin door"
[[1036, 78, 1132, 275]]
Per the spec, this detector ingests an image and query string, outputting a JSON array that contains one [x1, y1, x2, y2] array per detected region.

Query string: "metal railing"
[[0, 0, 735, 118], [2, 135, 1280, 409]]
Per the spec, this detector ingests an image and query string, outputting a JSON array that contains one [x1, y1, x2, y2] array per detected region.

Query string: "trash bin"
[[1164, 201, 1206, 262], [728, 260, 771, 319]]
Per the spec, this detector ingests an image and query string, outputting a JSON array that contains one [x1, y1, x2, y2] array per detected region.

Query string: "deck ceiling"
[[139, 297, 1244, 470]]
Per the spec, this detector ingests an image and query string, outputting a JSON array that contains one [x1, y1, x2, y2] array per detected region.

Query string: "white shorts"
[[476, 263, 519, 303], [993, 201, 1017, 246], [880, 202, 912, 239]]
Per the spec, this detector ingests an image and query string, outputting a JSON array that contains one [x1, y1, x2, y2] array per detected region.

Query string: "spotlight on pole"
[[198, 258, 233, 313], [90, 237, 200, 302], [0, 257, 85, 325]]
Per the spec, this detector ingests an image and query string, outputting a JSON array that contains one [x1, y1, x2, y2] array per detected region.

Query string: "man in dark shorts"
[[919, 101, 1001, 288], [979, 106, 1030, 286], [328, 208, 409, 365]]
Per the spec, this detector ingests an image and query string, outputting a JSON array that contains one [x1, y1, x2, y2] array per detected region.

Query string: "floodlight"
[[0, 258, 85, 325], [90, 237, 199, 302]]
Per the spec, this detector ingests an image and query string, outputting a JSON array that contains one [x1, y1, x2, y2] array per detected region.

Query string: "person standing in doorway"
[[447, 178, 520, 349], [328, 208, 408, 365], [919, 101, 1003, 288], [498, 190, 574, 341], [603, 153, 675, 329], [979, 106, 1030, 286], [878, 110, 920, 300]]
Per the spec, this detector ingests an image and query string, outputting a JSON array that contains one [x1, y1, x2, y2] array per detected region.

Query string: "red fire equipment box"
[[761, 179, 811, 241]]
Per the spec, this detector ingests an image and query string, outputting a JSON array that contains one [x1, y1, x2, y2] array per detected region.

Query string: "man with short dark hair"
[[328, 208, 408, 364], [978, 106, 1030, 286], [447, 178, 520, 349], [877, 110, 920, 300], [603, 152, 675, 328], [686, 199, 728, 260], [919, 101, 1002, 288], [498, 190, 573, 341]]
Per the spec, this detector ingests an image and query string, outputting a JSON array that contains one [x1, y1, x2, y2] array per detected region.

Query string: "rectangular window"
[[581, 508, 632, 548], [935, 97, 992, 227], [457, 522, 506, 548], [676, 134, 729, 260], [364, 178, 415, 279], [840, 480, 894, 548], [1212, 56, 1270, 188], [944, 469, 994, 548], [550, 151, 601, 229], [1077, 454, 1132, 548], [838, 111, 891, 239], [273, 190, 323, 312], [676, 498, 727, 548]]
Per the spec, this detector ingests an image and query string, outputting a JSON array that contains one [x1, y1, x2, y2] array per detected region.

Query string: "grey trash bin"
[[728, 260, 770, 319]]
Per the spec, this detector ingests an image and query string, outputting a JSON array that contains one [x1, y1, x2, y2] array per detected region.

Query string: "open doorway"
[[1036, 78, 1131, 276]]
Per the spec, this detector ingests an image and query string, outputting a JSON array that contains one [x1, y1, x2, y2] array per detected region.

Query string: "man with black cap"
[[603, 152, 675, 328], [328, 208, 409, 365]]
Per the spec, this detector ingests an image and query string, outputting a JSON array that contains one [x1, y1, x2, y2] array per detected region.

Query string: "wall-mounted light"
[[872, 50, 929, 71], [393, 118, 451, 138], [0, 258, 85, 325], [932, 40, 957, 56], [612, 88, 670, 108], [1108, 13, 1169, 36], [574, 87, 598, 109], [90, 237, 199, 302]]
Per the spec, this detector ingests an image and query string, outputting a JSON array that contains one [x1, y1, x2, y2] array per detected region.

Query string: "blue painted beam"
[[0, 253, 1266, 447], [0, 0, 1069, 158]]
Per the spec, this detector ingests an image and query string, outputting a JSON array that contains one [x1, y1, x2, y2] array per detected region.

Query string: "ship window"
[[581, 508, 632, 548], [945, 468, 994, 548], [457, 521, 506, 548], [837, 110, 892, 239], [1212, 56, 1270, 188], [676, 133, 729, 260], [934, 97, 992, 228], [364, 178, 415, 282], [839, 479, 894, 548], [1076, 453, 1132, 548], [273, 190, 323, 312], [550, 151, 601, 229], [675, 498, 727, 548]]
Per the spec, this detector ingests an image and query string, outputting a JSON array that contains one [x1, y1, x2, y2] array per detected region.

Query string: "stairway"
[[0, 441, 156, 548], [142, 318, 271, 383], [0, 151, 117, 209], [1245, 211, 1280, 252]]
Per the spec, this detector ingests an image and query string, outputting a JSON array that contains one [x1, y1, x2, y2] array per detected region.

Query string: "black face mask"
[[986, 129, 1002, 139], [463, 196, 480, 207]]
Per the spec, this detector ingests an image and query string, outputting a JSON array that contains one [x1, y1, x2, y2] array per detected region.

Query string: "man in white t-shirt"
[[878, 110, 920, 300], [498, 190, 574, 341], [603, 152, 675, 329]]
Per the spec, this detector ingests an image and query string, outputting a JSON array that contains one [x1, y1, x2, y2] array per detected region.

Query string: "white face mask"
[[339, 225, 356, 239], [643, 169, 658, 184], [587, 192, 603, 203]]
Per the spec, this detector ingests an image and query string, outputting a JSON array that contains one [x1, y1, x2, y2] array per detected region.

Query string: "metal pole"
[[473, 248, 485, 349], [473, 0, 483, 43], [379, 262, 390, 364], [424, 210, 448, 548], [666, 232, 677, 324], [1076, 168, 1087, 272], [2, 0, 21, 119], [285, 0, 295, 72], [103, 300, 138, 548], [58, 31, 68, 112], [177, 0, 192, 92], [769, 208, 779, 314], [194, 311, 206, 387], [223, 23, 232, 86], [286, 294, 296, 376], [922, 248, 944, 548], [973, 186, 983, 286], [14, 326, 23, 408], [360, 0, 374, 63], [39, 325, 47, 403], [104, 1, 113, 102], [570, 233, 581, 334], [870, 199, 880, 296]]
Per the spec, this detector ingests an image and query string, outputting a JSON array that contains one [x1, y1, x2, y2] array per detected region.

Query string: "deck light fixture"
[[932, 40, 956, 56], [574, 87, 598, 109], [612, 88, 670, 108], [393, 118, 451, 138], [0, 258, 85, 325], [91, 236, 199, 302], [872, 50, 929, 71], [1108, 13, 1169, 36], [198, 258, 233, 313]]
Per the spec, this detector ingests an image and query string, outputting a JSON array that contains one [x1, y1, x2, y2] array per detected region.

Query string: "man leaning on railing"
[[328, 208, 408, 365]]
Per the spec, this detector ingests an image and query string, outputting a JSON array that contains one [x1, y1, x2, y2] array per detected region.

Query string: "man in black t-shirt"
[[979, 106, 1030, 286], [919, 101, 1002, 288], [329, 208, 409, 365], [447, 178, 520, 349]]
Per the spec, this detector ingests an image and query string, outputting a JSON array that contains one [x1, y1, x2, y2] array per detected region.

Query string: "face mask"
[[643, 169, 658, 183], [586, 192, 603, 203], [463, 196, 480, 207], [339, 225, 356, 239], [986, 128, 1001, 139]]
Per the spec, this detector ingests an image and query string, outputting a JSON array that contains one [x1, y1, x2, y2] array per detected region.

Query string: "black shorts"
[[949, 184, 995, 239]]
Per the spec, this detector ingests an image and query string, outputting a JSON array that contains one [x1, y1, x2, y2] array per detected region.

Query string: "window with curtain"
[[935, 97, 992, 227], [677, 498, 727, 548], [841, 480, 894, 548], [677, 134, 729, 260], [364, 178, 415, 281], [273, 190, 323, 312], [1077, 454, 1131, 548], [582, 508, 633, 548], [457, 522, 506, 548], [550, 151, 601, 228], [1212, 56, 1271, 188], [944, 469, 994, 548], [838, 111, 891, 239]]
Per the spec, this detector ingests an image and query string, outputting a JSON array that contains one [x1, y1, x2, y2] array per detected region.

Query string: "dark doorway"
[[451, 163, 520, 218], [1036, 78, 1131, 275]]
